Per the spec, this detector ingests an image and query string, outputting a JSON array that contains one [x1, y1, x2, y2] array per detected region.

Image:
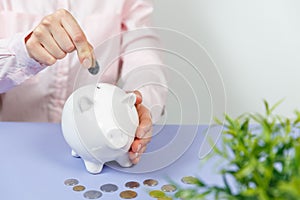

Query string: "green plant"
[[175, 101, 300, 200]]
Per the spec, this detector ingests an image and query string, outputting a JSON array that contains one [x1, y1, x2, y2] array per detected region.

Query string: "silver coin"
[[100, 183, 118, 192], [64, 178, 79, 186], [83, 190, 102, 199], [125, 181, 140, 189], [161, 184, 177, 192], [143, 179, 158, 187], [88, 60, 100, 75]]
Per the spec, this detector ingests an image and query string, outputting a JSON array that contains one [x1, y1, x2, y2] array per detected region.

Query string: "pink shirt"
[[0, 0, 167, 123]]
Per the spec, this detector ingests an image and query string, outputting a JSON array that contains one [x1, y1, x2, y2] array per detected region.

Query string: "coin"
[[125, 181, 140, 189], [100, 183, 118, 192], [143, 179, 158, 187], [73, 185, 86, 192], [149, 190, 166, 198], [88, 60, 100, 75], [64, 178, 79, 186], [119, 190, 137, 199], [161, 184, 177, 192], [181, 176, 199, 185], [83, 190, 102, 199]]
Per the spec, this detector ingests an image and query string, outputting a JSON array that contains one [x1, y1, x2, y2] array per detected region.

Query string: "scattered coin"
[[149, 190, 166, 198], [83, 190, 102, 199], [181, 176, 199, 185], [125, 181, 140, 189], [88, 60, 100, 75], [143, 179, 158, 187], [100, 183, 118, 192], [64, 178, 79, 186], [73, 185, 86, 192], [119, 190, 138, 199], [161, 184, 177, 192]]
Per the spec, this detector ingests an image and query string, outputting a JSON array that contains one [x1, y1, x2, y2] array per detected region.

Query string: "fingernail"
[[137, 144, 142, 152], [135, 152, 139, 158], [82, 58, 91, 68]]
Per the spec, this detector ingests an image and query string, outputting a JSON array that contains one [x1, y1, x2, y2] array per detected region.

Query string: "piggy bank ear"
[[79, 97, 93, 112]]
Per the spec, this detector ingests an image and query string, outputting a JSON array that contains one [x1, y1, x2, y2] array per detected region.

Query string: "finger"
[[36, 26, 67, 59], [130, 154, 141, 165], [131, 136, 151, 153], [26, 37, 56, 66], [136, 105, 152, 138], [138, 145, 147, 154], [131, 139, 142, 153], [129, 151, 138, 160], [129, 151, 141, 164], [59, 10, 93, 67], [50, 25, 75, 53], [133, 91, 142, 105]]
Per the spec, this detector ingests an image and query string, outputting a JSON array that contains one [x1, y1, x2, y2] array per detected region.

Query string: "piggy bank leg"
[[84, 160, 103, 174], [71, 150, 80, 158], [116, 154, 133, 168]]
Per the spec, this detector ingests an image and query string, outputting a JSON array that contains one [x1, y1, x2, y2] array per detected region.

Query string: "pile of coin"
[[64, 176, 197, 199]]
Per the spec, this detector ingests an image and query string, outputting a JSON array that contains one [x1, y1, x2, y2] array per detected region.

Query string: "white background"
[[152, 0, 300, 124]]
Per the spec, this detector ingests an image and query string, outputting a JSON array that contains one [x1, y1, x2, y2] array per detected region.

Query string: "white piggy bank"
[[61, 83, 139, 174]]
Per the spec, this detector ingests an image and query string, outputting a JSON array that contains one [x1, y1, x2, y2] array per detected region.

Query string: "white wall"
[[152, 0, 300, 124]]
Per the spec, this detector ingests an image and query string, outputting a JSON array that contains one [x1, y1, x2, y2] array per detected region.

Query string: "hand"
[[129, 91, 152, 164], [25, 9, 94, 68]]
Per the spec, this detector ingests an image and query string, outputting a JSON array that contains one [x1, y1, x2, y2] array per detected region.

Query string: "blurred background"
[[151, 0, 300, 124]]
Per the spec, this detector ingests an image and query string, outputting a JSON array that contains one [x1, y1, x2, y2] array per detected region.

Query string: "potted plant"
[[175, 101, 300, 200]]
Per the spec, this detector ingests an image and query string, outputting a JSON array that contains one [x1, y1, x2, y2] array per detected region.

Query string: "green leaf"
[[264, 99, 270, 116], [269, 98, 284, 114], [173, 100, 300, 200]]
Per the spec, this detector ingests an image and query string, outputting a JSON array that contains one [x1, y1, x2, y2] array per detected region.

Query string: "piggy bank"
[[61, 83, 139, 174]]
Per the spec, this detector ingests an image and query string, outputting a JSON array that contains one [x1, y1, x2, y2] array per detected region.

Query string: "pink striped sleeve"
[[118, 0, 168, 123], [0, 32, 46, 93]]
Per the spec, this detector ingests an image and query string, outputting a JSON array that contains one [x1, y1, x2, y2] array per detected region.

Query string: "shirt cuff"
[[9, 32, 46, 78]]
